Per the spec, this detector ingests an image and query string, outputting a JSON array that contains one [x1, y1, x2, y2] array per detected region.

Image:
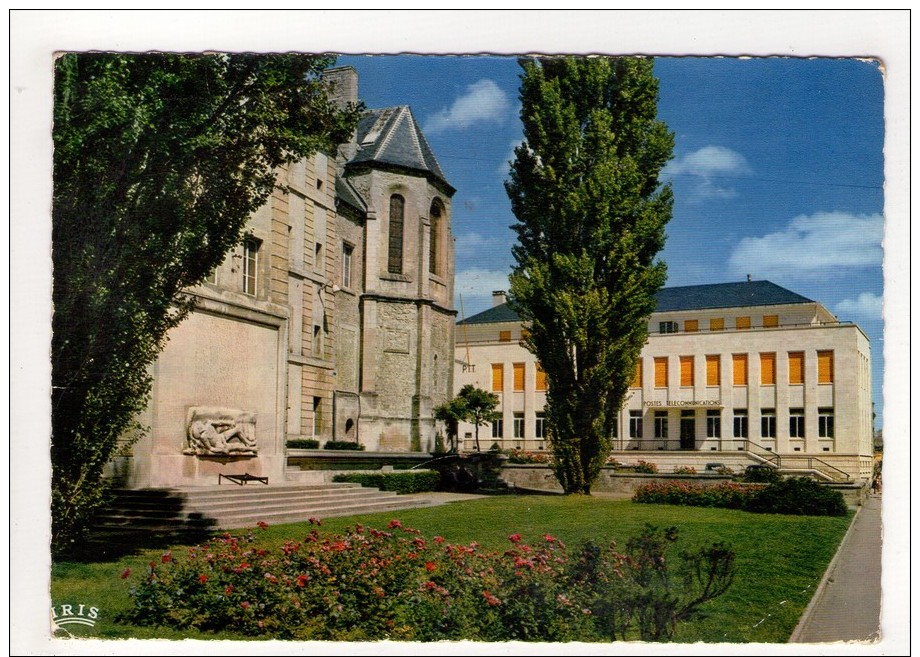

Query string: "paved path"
[[789, 493, 882, 644]]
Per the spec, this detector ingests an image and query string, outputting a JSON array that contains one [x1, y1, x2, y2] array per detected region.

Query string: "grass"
[[51, 495, 852, 644]]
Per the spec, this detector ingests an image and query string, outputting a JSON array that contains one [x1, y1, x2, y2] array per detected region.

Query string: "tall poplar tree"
[[51, 53, 360, 553], [505, 57, 674, 494]]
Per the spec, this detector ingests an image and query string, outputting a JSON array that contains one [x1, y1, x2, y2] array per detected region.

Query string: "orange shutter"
[[818, 351, 834, 384], [680, 356, 694, 387], [535, 364, 547, 391], [788, 352, 804, 384], [763, 315, 779, 328], [491, 364, 504, 392], [513, 363, 525, 391], [499, 330, 511, 342], [654, 357, 668, 388], [631, 360, 643, 388], [684, 319, 698, 333], [733, 354, 748, 385], [706, 355, 720, 386], [760, 353, 776, 385], [735, 316, 751, 330], [710, 318, 725, 331]]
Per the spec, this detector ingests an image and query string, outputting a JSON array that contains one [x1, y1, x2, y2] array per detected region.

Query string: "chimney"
[[322, 66, 358, 111], [492, 290, 507, 307]]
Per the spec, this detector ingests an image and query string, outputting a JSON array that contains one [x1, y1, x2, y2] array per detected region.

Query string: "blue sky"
[[338, 55, 885, 428]]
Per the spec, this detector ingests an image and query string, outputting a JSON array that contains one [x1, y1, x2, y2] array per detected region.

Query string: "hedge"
[[286, 438, 320, 449], [323, 441, 365, 451], [332, 470, 441, 494]]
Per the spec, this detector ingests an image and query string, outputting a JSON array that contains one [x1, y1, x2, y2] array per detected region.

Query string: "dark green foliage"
[[51, 52, 361, 554], [575, 524, 736, 641], [505, 57, 674, 494], [434, 384, 500, 452], [286, 439, 320, 449], [744, 477, 848, 517], [332, 470, 441, 494], [323, 441, 366, 451], [742, 465, 783, 483]]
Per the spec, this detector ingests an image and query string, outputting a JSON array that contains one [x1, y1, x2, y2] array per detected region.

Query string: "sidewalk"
[[789, 493, 882, 643]]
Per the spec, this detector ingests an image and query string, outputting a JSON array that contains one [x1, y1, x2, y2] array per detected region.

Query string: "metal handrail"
[[804, 457, 850, 481], [744, 440, 781, 467]]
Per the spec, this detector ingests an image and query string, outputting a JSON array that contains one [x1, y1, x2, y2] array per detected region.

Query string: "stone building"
[[115, 67, 455, 488], [455, 281, 873, 481]]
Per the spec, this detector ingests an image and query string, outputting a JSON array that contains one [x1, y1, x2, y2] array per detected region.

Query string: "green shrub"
[[634, 460, 659, 474], [744, 477, 848, 517], [121, 521, 734, 642], [742, 465, 782, 483], [323, 441, 365, 451], [633, 481, 763, 509], [286, 438, 319, 449], [332, 470, 441, 494]]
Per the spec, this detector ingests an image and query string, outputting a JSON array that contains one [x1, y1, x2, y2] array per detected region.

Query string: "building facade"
[[455, 281, 873, 480], [114, 67, 455, 488]]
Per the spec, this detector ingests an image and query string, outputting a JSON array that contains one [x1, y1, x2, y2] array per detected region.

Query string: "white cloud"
[[835, 292, 883, 322], [728, 211, 883, 281], [454, 267, 511, 317], [663, 145, 751, 200], [497, 138, 523, 175], [454, 232, 493, 261], [424, 79, 511, 135]]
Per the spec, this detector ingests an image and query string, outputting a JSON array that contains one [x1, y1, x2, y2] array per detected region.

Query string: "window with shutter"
[[680, 356, 694, 387], [788, 352, 804, 384], [732, 354, 748, 386], [706, 355, 720, 386], [760, 353, 776, 385], [818, 351, 834, 384], [491, 364, 504, 392], [654, 357, 668, 388]]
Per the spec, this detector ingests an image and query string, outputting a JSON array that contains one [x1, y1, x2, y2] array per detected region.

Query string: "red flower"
[[508, 533, 522, 544], [482, 590, 502, 607], [434, 536, 445, 544], [225, 585, 234, 595], [425, 561, 437, 572], [296, 574, 309, 588], [387, 519, 402, 529], [161, 551, 172, 563], [240, 601, 250, 610], [542, 533, 557, 543], [120, 567, 132, 580], [257, 521, 269, 530], [198, 574, 208, 584], [308, 516, 322, 526]]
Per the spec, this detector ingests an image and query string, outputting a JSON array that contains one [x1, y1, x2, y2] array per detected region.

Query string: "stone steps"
[[94, 483, 435, 533]]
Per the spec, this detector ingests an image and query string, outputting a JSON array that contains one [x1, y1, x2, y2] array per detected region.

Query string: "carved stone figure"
[[184, 408, 257, 456]]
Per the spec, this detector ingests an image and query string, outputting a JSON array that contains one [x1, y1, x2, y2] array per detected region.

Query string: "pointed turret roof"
[[346, 106, 454, 194]]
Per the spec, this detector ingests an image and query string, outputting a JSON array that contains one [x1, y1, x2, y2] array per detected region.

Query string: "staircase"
[[94, 483, 436, 533]]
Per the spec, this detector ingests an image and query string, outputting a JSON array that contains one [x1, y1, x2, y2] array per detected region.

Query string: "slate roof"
[[347, 106, 453, 192], [458, 280, 814, 325]]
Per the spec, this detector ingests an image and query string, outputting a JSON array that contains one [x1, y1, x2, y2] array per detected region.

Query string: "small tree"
[[505, 56, 673, 494], [436, 385, 500, 453], [51, 53, 360, 553], [433, 397, 467, 453]]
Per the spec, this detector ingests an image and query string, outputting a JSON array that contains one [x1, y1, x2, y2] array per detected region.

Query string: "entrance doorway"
[[680, 410, 695, 449]]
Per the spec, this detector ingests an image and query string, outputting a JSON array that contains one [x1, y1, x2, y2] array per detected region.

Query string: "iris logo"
[[51, 603, 99, 630]]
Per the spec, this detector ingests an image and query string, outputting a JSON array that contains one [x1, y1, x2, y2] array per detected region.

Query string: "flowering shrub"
[[121, 520, 734, 642], [504, 450, 553, 465], [673, 465, 697, 475], [633, 460, 659, 474], [633, 481, 765, 509]]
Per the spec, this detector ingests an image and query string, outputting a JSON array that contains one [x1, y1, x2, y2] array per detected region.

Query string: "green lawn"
[[51, 495, 852, 644]]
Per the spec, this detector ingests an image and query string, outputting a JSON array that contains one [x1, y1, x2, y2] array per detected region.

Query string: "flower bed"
[[633, 480, 763, 509], [121, 520, 735, 642]]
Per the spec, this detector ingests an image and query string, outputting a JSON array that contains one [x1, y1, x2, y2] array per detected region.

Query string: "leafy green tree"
[[433, 396, 467, 453], [505, 56, 674, 494], [51, 53, 360, 554], [436, 384, 500, 453]]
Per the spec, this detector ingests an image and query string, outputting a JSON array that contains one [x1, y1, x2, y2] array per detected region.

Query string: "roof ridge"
[[373, 106, 406, 162]]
